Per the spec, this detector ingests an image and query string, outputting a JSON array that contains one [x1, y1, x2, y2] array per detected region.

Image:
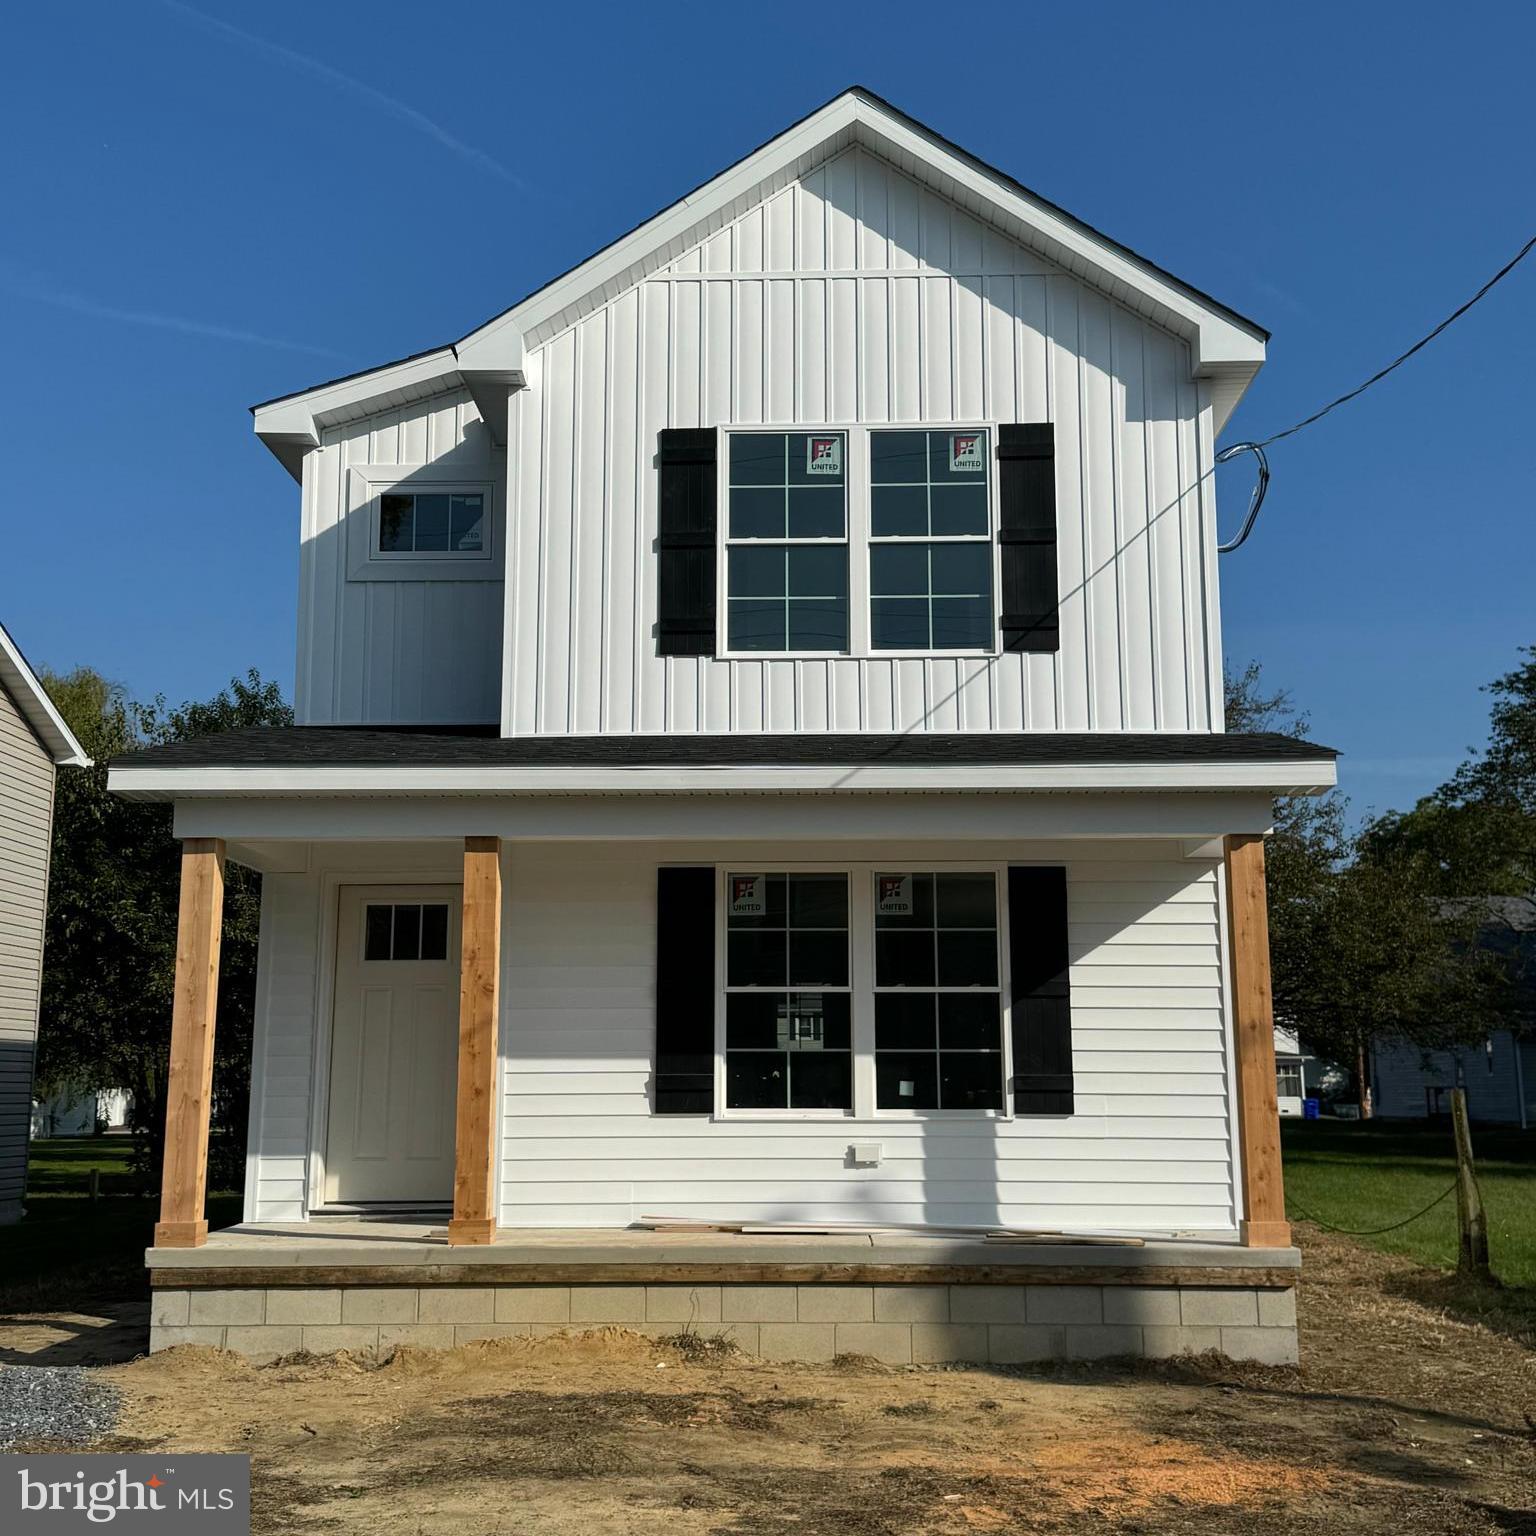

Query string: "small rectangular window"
[[363, 903, 452, 962], [378, 492, 485, 556], [1276, 1063, 1304, 1098], [726, 433, 848, 653], [725, 873, 851, 1109], [873, 872, 1002, 1109], [869, 429, 993, 651]]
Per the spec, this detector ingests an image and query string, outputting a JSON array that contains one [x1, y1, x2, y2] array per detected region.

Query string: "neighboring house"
[[0, 620, 89, 1223], [31, 1088, 132, 1140], [1372, 897, 1535, 1128], [1273, 1026, 1309, 1117], [109, 88, 1335, 1366], [1372, 1034, 1534, 1127]]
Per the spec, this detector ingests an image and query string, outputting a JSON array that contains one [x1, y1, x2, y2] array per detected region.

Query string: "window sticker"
[[876, 874, 914, 917], [729, 874, 767, 917], [806, 435, 843, 477], [950, 432, 985, 473]]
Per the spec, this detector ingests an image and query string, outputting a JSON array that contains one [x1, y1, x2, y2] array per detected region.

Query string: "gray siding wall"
[[1371, 1033, 1528, 1125], [0, 681, 56, 1221]]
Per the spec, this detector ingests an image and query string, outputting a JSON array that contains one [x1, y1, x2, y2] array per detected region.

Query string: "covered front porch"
[[107, 727, 1336, 1362]]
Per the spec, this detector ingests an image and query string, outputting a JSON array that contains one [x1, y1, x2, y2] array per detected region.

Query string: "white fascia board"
[[112, 757, 1336, 800], [252, 348, 466, 480], [0, 621, 90, 767], [174, 790, 1281, 844]]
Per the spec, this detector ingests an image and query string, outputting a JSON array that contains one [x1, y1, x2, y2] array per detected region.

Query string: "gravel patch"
[[0, 1364, 120, 1449]]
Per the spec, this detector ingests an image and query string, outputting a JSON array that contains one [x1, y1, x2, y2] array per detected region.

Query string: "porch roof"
[[110, 727, 1337, 800]]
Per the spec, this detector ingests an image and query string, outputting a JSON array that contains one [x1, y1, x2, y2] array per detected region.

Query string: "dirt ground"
[[7, 1229, 1536, 1535]]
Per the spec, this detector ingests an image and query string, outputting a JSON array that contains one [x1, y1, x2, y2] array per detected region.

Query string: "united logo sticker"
[[877, 874, 914, 917], [730, 875, 766, 917], [950, 432, 984, 473], [806, 435, 843, 477]]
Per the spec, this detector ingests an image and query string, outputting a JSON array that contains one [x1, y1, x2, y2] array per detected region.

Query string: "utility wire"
[[1217, 231, 1536, 551], [1286, 1181, 1457, 1237], [1255, 230, 1536, 448]]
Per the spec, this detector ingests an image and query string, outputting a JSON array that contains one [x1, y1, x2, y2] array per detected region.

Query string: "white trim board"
[[172, 790, 1283, 849], [114, 758, 1335, 800]]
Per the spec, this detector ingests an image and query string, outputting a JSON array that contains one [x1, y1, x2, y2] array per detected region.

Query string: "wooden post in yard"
[[154, 838, 226, 1249], [447, 836, 502, 1246], [1450, 1088, 1491, 1279], [1224, 834, 1292, 1248]]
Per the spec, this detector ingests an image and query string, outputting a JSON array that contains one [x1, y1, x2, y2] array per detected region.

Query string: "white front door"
[[324, 886, 460, 1205]]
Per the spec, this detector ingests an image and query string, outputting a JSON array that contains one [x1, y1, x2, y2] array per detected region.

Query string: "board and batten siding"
[[244, 839, 1237, 1235], [295, 389, 505, 725], [505, 144, 1223, 737], [0, 681, 56, 1222]]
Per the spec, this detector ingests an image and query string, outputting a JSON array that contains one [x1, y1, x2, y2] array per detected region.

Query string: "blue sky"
[[2, 0, 1531, 818]]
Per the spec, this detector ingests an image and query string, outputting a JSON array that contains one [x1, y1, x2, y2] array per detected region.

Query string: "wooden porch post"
[[1225, 833, 1291, 1248], [448, 836, 502, 1246], [154, 838, 226, 1249]]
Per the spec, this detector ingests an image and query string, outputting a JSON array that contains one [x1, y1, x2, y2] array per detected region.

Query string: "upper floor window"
[[725, 432, 849, 654], [870, 430, 993, 651], [378, 491, 485, 557]]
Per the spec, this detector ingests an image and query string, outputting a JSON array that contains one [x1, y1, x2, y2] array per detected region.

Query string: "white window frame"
[[711, 860, 1015, 1123], [346, 464, 498, 582], [716, 423, 1002, 661], [718, 429, 853, 659], [866, 425, 998, 658]]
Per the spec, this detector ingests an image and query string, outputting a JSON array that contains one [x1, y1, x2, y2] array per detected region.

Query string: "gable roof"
[[254, 86, 1268, 480], [0, 620, 90, 767]]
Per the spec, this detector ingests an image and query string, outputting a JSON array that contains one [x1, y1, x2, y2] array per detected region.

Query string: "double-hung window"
[[725, 432, 849, 653], [873, 872, 1004, 1109], [869, 429, 993, 651], [724, 873, 852, 1110]]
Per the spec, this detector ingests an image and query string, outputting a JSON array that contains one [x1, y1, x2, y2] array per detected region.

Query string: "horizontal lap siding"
[[508, 145, 1217, 737], [247, 874, 321, 1221], [0, 684, 54, 1214], [497, 842, 1233, 1233], [299, 391, 505, 725]]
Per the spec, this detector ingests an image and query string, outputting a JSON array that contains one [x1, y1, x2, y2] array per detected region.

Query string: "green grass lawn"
[[1281, 1118, 1536, 1289], [2, 1137, 239, 1311]]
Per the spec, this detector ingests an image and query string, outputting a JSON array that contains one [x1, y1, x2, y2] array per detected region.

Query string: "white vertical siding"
[[295, 390, 505, 725], [504, 145, 1222, 738], [0, 683, 56, 1220]]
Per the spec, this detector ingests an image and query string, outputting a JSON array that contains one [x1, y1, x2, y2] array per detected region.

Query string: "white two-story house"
[[112, 89, 1334, 1366]]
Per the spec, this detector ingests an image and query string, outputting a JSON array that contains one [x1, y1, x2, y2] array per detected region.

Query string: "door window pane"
[[363, 903, 452, 962]]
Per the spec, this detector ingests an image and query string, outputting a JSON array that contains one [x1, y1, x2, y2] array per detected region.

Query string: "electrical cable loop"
[[1214, 440, 1270, 553]]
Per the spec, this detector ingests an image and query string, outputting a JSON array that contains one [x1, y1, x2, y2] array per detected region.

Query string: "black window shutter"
[[1008, 866, 1074, 1114], [657, 428, 717, 656], [997, 424, 1059, 652], [654, 866, 715, 1112]]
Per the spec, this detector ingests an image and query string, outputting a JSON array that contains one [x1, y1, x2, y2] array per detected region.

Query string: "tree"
[[1225, 662, 1513, 1107], [37, 668, 290, 1192]]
